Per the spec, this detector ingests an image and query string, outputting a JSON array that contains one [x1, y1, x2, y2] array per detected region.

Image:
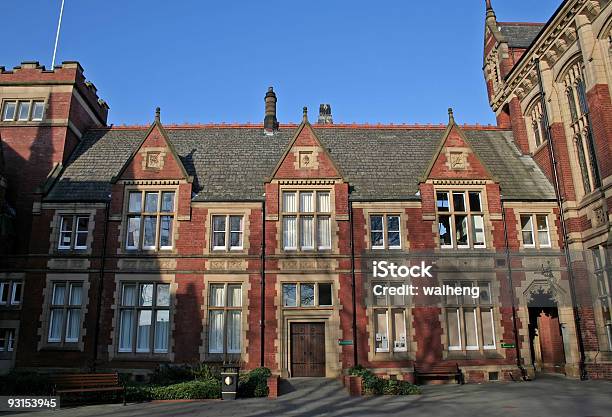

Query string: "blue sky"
[[1, 1, 559, 125]]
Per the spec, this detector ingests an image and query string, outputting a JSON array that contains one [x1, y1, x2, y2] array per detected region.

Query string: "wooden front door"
[[291, 322, 325, 377]]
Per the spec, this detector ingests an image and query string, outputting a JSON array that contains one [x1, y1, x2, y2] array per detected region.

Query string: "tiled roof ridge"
[[497, 21, 545, 27], [90, 123, 508, 131]]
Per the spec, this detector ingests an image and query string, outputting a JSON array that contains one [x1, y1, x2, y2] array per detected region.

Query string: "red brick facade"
[[0, 0, 611, 383]]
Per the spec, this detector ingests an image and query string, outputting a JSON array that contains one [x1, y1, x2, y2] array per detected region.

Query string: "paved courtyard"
[[6, 375, 612, 417]]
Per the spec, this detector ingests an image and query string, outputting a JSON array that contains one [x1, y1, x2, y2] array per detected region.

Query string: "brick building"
[[0, 0, 610, 382]]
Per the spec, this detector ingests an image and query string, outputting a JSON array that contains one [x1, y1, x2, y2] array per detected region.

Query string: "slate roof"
[[45, 124, 556, 202], [499, 23, 545, 49]]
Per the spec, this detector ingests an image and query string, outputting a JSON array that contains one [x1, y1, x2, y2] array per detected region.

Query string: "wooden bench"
[[51, 373, 126, 404], [414, 363, 464, 385]]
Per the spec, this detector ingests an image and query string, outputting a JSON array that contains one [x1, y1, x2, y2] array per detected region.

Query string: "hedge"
[[238, 367, 271, 398], [126, 379, 221, 401], [348, 365, 420, 395]]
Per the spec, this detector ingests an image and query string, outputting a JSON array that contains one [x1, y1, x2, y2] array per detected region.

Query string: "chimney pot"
[[264, 87, 279, 133], [318, 104, 333, 125]]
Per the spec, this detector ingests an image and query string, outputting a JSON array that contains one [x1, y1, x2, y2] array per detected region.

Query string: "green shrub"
[[347, 365, 420, 395], [125, 384, 154, 402], [150, 364, 195, 386], [151, 380, 221, 400], [0, 371, 53, 395], [238, 367, 271, 398]]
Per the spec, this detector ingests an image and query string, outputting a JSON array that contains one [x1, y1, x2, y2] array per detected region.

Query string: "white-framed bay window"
[[208, 283, 243, 354], [212, 215, 244, 251], [125, 190, 176, 251], [445, 281, 496, 351], [282, 190, 332, 251], [118, 282, 171, 354], [436, 190, 486, 249]]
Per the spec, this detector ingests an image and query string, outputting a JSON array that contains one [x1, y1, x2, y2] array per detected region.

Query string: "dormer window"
[[436, 190, 486, 249], [282, 190, 332, 251], [2, 100, 45, 122], [125, 190, 176, 251]]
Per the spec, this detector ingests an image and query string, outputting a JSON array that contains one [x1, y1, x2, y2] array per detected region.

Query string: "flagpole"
[[51, 0, 65, 70]]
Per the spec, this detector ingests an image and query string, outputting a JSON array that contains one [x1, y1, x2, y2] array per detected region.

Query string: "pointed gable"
[[423, 113, 496, 182], [112, 120, 191, 183], [270, 119, 343, 181]]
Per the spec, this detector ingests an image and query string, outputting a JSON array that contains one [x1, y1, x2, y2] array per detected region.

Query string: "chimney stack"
[[318, 104, 333, 125], [264, 87, 279, 133]]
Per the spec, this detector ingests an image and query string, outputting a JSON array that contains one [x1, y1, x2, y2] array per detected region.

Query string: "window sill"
[[39, 344, 83, 352], [112, 352, 172, 362], [445, 350, 504, 360]]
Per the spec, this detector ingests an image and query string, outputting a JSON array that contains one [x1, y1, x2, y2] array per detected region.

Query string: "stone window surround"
[[363, 209, 406, 251], [508, 204, 559, 251], [119, 184, 179, 254], [38, 273, 90, 352], [275, 273, 343, 378], [353, 202, 420, 252], [433, 184, 492, 250], [0, 320, 19, 363], [281, 281, 334, 308], [200, 274, 250, 363], [525, 95, 548, 153], [277, 184, 337, 255], [438, 273, 505, 359], [49, 208, 97, 255], [0, 97, 47, 123], [363, 277, 415, 362], [518, 213, 553, 249], [108, 274, 177, 362], [202, 204, 255, 255], [0, 273, 23, 310]]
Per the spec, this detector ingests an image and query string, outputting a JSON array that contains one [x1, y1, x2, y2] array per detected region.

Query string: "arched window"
[[527, 98, 547, 149], [562, 61, 601, 194]]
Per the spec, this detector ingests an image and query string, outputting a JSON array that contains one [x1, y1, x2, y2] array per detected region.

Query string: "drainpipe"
[[501, 198, 528, 380], [92, 200, 110, 371], [260, 200, 266, 368], [349, 200, 358, 366], [535, 56, 588, 380]]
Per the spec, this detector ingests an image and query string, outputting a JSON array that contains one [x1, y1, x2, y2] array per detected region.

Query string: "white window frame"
[[1, 99, 45, 122], [520, 214, 551, 249], [211, 215, 244, 251], [58, 215, 90, 250], [207, 283, 243, 354], [371, 281, 409, 354], [369, 214, 402, 250], [0, 328, 15, 352], [436, 190, 486, 249], [281, 190, 332, 252], [47, 282, 84, 344], [281, 282, 333, 308], [117, 282, 171, 354], [445, 281, 496, 352], [124, 190, 176, 251], [0, 281, 22, 306]]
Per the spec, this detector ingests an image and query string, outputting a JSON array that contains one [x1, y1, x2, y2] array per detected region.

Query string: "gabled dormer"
[[266, 108, 347, 254], [111, 108, 192, 252]]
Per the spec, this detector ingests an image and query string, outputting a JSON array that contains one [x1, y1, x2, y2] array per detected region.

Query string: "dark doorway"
[[528, 289, 566, 374], [290, 322, 325, 377]]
